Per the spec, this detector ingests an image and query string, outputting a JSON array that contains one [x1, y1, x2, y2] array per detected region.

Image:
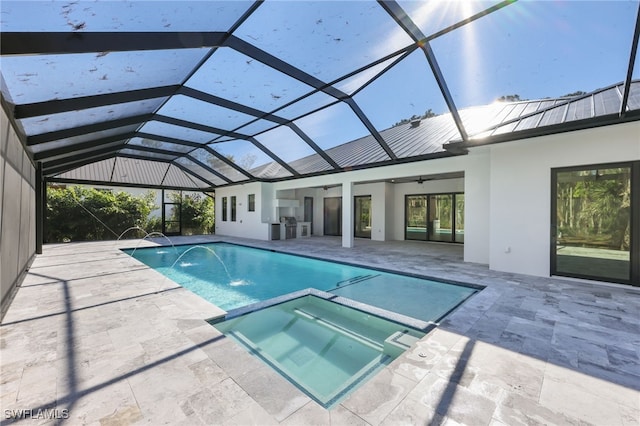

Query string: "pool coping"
[[208, 288, 436, 333], [124, 240, 484, 328]]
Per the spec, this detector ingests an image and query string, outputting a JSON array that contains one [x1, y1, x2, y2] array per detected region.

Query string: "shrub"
[[168, 192, 215, 235], [46, 186, 157, 242]]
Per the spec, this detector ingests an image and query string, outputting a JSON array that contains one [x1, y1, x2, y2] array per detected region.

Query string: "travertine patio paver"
[[1, 236, 638, 425]]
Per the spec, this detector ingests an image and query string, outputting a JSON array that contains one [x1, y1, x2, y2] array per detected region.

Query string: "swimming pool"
[[125, 242, 479, 323], [212, 292, 425, 408]]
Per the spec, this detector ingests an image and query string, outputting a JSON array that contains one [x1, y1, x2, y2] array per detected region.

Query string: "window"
[[231, 196, 237, 221], [552, 162, 638, 284], [222, 197, 228, 221], [248, 194, 255, 212]]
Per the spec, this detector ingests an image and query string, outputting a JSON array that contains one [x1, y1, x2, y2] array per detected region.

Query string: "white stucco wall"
[[384, 182, 395, 241], [486, 121, 640, 277], [215, 182, 269, 240], [218, 156, 472, 246], [463, 149, 491, 264], [212, 121, 638, 280]]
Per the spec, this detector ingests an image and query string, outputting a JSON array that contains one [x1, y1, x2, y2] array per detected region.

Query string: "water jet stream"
[[116, 226, 148, 241], [129, 232, 178, 257], [169, 245, 237, 284]]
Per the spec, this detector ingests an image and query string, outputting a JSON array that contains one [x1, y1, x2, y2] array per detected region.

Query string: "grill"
[[281, 216, 297, 239]]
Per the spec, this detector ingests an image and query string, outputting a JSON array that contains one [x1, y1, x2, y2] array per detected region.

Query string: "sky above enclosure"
[[1, 0, 638, 180]]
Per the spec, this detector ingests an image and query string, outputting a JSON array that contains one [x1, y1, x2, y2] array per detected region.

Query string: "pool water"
[[126, 242, 478, 322], [212, 295, 425, 408]]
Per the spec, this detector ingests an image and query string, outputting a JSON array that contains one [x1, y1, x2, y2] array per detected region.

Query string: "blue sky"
[[2, 1, 639, 170]]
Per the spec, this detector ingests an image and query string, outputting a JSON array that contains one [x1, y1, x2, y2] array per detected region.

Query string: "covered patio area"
[[2, 236, 638, 424]]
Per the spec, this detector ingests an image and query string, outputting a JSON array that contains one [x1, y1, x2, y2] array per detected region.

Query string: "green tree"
[[562, 91, 586, 98], [167, 192, 215, 235], [557, 168, 630, 250], [497, 94, 523, 102], [46, 186, 157, 242], [393, 108, 438, 127]]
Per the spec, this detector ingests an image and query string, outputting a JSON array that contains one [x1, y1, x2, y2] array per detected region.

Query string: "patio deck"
[[1, 235, 638, 425]]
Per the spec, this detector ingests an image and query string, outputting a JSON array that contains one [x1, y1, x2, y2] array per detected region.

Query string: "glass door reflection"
[[354, 196, 372, 238], [553, 165, 631, 282], [428, 194, 453, 242], [406, 195, 427, 240]]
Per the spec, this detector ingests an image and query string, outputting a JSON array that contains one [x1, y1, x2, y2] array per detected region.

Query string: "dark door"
[[552, 162, 639, 285], [162, 189, 181, 236], [324, 197, 342, 236], [354, 195, 372, 238], [304, 196, 314, 235]]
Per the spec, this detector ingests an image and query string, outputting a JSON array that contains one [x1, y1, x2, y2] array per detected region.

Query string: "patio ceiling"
[[1, 1, 639, 190]]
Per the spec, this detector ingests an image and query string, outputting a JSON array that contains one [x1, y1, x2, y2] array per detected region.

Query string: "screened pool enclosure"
[[2, 0, 639, 190], [1, 1, 639, 285]]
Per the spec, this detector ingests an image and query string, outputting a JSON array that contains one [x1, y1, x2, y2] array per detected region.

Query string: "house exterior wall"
[[213, 121, 638, 280], [464, 149, 491, 264], [384, 182, 395, 241], [486, 121, 640, 277], [215, 181, 269, 240], [1, 108, 36, 316], [217, 157, 470, 243]]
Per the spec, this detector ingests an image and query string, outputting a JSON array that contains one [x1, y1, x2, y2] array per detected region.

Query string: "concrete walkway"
[[1, 236, 638, 425]]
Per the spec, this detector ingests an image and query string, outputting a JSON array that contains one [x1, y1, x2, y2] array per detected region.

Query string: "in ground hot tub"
[[211, 292, 425, 408]]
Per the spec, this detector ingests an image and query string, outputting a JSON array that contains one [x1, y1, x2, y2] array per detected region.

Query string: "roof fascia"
[[444, 111, 640, 153]]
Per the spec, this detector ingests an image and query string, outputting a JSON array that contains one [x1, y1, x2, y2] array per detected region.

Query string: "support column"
[[342, 180, 354, 248], [35, 162, 43, 254]]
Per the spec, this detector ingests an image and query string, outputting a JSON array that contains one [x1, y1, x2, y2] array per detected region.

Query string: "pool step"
[[335, 274, 381, 288], [293, 308, 384, 351], [383, 331, 421, 358]]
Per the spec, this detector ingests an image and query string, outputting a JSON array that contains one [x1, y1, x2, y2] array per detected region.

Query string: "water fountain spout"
[[129, 232, 179, 257], [169, 245, 235, 283]]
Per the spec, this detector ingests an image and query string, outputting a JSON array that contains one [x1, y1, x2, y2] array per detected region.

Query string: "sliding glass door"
[[429, 194, 453, 242], [552, 162, 638, 284], [354, 196, 372, 238], [406, 195, 427, 240], [405, 193, 464, 243]]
